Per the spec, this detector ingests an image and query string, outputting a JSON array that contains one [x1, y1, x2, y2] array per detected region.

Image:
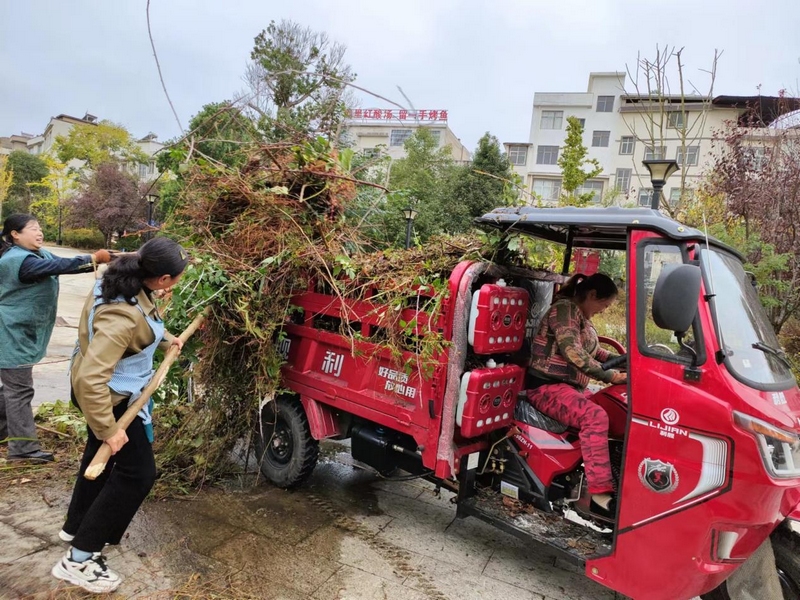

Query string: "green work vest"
[[0, 245, 59, 368]]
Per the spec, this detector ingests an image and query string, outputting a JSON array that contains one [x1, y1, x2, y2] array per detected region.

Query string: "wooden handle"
[[83, 307, 210, 480]]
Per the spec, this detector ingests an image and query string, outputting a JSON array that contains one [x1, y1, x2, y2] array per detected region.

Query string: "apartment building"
[[505, 72, 798, 206], [1, 113, 163, 181], [344, 108, 471, 164]]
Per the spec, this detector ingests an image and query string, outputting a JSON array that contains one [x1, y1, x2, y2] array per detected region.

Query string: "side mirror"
[[652, 264, 701, 333]]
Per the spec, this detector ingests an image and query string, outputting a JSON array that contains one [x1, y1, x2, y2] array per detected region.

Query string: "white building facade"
[[504, 72, 784, 207], [344, 108, 470, 164], [1, 113, 163, 182]]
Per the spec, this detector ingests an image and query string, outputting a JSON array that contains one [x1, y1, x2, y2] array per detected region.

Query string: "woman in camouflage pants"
[[527, 272, 626, 518]]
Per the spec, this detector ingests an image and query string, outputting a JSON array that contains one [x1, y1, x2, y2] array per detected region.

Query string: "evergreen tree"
[[558, 116, 601, 206], [380, 129, 457, 246], [450, 133, 512, 231]]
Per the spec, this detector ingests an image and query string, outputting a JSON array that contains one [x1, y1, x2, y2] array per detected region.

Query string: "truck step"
[[458, 490, 613, 566]]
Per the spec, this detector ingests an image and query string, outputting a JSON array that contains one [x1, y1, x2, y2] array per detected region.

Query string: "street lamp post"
[[146, 193, 159, 240], [402, 206, 418, 249], [642, 159, 680, 210], [57, 199, 63, 246]]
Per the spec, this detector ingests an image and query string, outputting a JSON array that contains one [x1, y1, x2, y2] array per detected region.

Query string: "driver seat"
[[514, 391, 568, 434]]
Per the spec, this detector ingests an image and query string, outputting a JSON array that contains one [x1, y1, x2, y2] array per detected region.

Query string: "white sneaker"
[[51, 550, 122, 594], [58, 530, 75, 543]]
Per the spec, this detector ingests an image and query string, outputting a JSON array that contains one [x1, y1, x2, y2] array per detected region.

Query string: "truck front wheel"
[[255, 396, 319, 488], [700, 530, 799, 600], [774, 527, 800, 599]]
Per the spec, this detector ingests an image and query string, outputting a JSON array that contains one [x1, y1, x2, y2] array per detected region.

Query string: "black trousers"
[[64, 397, 157, 552]]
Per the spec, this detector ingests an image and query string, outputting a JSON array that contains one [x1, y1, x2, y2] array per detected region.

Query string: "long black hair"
[[0, 214, 38, 258], [557, 272, 618, 302], [102, 237, 189, 303]]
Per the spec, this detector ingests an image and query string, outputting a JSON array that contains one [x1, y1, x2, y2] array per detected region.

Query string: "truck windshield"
[[701, 248, 796, 389]]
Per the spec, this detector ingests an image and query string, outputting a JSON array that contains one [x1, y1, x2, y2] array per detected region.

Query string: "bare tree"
[[622, 46, 722, 216]]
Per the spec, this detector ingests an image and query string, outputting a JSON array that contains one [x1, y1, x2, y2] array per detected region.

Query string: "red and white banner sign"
[[346, 108, 448, 122]]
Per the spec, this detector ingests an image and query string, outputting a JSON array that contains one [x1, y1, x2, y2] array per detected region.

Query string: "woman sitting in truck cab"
[[526, 272, 626, 518]]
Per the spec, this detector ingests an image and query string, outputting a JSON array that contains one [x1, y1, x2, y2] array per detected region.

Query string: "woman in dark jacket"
[[0, 214, 110, 462]]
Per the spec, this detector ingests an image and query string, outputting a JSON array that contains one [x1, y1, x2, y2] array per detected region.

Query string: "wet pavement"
[[1, 445, 624, 599], [2, 245, 628, 599]]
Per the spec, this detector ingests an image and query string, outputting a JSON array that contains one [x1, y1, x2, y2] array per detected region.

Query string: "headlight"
[[734, 411, 800, 478]]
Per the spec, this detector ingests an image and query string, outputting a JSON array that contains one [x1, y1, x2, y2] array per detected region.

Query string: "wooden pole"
[[83, 307, 209, 480]]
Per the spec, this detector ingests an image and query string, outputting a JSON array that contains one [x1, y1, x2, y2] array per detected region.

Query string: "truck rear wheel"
[[255, 396, 319, 489]]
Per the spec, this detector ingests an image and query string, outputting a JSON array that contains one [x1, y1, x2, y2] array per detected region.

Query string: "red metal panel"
[[300, 396, 340, 440]]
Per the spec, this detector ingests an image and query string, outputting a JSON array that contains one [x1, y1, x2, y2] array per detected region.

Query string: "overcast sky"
[[2, 0, 798, 150]]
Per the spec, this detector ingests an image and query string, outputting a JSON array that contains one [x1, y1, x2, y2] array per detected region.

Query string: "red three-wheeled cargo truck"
[[255, 207, 800, 600]]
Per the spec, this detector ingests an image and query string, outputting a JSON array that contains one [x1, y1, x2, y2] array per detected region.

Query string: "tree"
[[55, 121, 149, 168], [449, 133, 513, 230], [29, 155, 79, 241], [68, 162, 145, 246], [557, 116, 602, 206], [0, 155, 13, 220], [245, 20, 355, 141], [623, 46, 721, 215], [702, 103, 800, 334], [5, 151, 49, 214], [381, 129, 457, 245]]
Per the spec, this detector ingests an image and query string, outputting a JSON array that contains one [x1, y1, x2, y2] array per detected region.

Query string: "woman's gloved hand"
[[92, 249, 113, 264], [610, 371, 627, 385]]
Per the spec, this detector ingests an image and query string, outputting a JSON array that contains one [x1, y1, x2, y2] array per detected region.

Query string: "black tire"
[[774, 528, 800, 600], [254, 396, 319, 489], [700, 527, 800, 600]]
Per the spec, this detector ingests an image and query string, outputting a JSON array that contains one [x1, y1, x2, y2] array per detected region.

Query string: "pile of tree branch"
[[153, 138, 489, 492]]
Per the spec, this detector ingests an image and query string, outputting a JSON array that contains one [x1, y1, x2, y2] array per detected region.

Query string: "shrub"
[[62, 228, 105, 250]]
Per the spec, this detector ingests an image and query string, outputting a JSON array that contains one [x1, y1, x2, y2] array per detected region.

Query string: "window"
[[540, 110, 564, 129], [676, 146, 699, 166], [615, 168, 632, 192], [638, 188, 654, 207], [668, 112, 686, 129], [619, 136, 635, 155], [362, 147, 380, 159], [668, 187, 693, 207], [429, 130, 442, 144], [507, 145, 528, 166], [536, 145, 559, 165], [576, 118, 586, 129], [701, 248, 794, 387], [596, 96, 615, 112], [745, 146, 767, 170], [578, 180, 604, 203], [644, 146, 666, 161], [390, 129, 413, 146], [592, 131, 610, 147], [532, 178, 562, 202], [138, 163, 148, 178], [639, 244, 698, 360]]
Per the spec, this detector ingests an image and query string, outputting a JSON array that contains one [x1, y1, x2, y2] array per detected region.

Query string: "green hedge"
[[62, 228, 105, 250]]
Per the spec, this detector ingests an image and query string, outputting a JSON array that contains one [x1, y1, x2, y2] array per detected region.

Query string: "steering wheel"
[[648, 343, 676, 355], [598, 335, 626, 355]]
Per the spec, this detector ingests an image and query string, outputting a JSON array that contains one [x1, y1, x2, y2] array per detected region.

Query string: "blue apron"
[[81, 280, 165, 443]]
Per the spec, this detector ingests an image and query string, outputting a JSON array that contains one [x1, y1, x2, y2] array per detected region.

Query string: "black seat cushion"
[[514, 392, 568, 434]]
